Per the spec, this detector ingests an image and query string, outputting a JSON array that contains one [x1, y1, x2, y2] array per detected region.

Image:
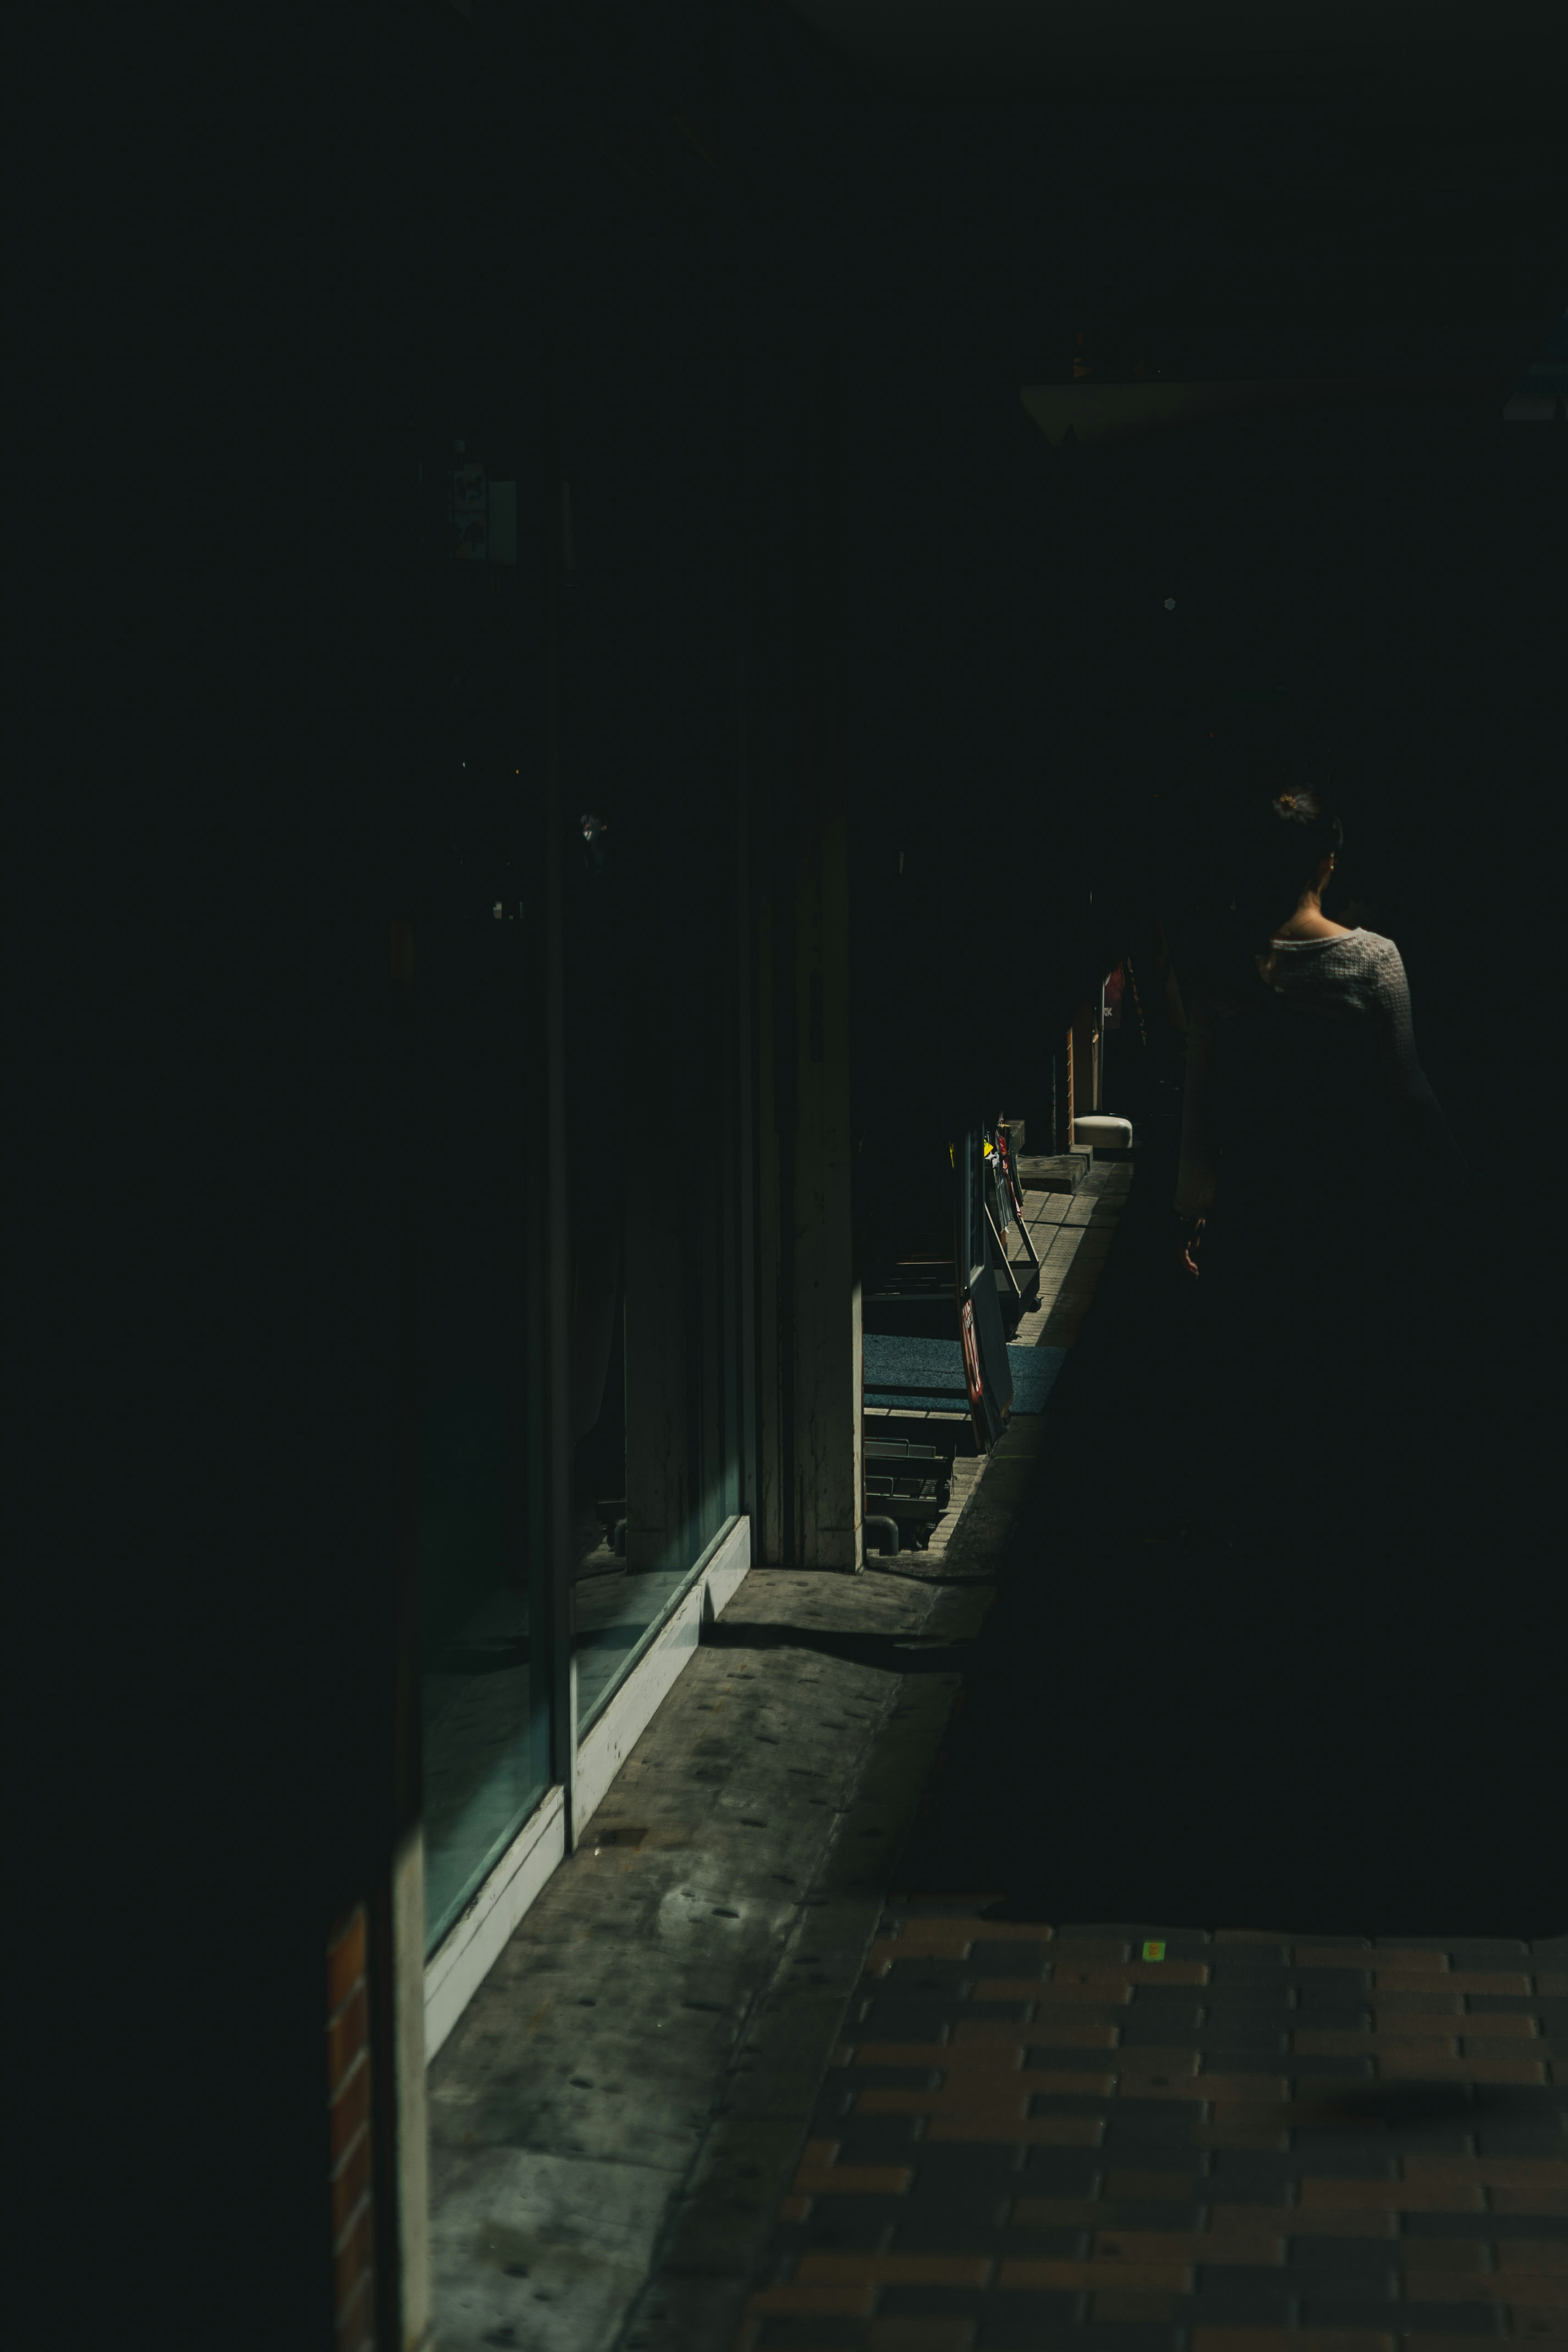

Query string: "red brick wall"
[[327, 1906, 378, 2352]]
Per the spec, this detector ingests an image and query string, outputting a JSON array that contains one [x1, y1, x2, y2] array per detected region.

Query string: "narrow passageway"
[[421, 1058, 1556, 2352], [727, 1150, 1568, 2352], [19, 2, 1568, 2342]]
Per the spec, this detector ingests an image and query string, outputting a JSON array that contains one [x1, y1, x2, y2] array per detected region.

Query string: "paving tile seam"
[[846, 2027, 1552, 2045], [780, 2252, 1568, 2286], [780, 2200, 1568, 2249]]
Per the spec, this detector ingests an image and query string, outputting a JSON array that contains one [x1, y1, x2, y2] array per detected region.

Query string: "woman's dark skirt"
[[1191, 1188, 1463, 1927]]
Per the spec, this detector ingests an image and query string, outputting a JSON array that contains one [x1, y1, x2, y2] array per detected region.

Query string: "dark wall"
[[15, 2, 799, 2332], [15, 1, 448, 2337]]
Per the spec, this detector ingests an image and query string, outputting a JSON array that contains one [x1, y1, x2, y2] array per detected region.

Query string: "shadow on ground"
[[703, 1621, 970, 1675], [893, 1158, 1565, 1943]]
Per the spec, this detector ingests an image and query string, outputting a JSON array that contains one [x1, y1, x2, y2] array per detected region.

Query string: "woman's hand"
[[1179, 1215, 1205, 1278]]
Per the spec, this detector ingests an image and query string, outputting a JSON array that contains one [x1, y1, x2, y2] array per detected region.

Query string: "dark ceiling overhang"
[[784, 1, 1562, 128], [1022, 372, 1513, 450], [783, 0, 1567, 372]]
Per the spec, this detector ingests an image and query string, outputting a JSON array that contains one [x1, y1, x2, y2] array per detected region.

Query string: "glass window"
[[419, 1330, 550, 1954], [555, 315, 745, 1738], [419, 132, 751, 1947], [560, 767, 639, 1735], [419, 419, 553, 1959]]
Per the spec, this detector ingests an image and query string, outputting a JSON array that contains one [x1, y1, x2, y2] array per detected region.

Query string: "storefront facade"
[[394, 0, 866, 2075], [403, 218, 754, 2074]]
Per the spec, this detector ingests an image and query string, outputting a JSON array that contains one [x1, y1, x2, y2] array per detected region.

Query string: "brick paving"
[[733, 1914, 1568, 2350], [720, 1135, 1568, 2350], [439, 1137, 1559, 2352]]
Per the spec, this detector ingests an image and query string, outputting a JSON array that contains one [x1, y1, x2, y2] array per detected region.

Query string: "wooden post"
[[789, 792, 861, 1571], [1070, 1001, 1098, 1133], [749, 352, 861, 1570]]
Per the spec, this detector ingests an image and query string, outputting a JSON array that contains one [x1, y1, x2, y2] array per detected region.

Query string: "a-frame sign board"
[[953, 1123, 1013, 1452]]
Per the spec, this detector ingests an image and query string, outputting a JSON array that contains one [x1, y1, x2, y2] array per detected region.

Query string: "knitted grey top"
[[1174, 927, 1460, 1219]]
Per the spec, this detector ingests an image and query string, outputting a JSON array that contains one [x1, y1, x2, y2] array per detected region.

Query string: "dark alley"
[[15, 3, 1568, 2349]]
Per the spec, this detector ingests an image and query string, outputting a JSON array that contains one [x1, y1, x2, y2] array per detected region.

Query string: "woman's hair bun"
[[1209, 783, 1346, 969], [1265, 785, 1341, 853]]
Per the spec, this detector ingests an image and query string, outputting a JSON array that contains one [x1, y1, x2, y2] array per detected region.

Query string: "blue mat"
[[863, 1334, 1068, 1416]]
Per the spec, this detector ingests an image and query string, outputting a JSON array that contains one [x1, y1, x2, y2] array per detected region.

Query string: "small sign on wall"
[[450, 462, 487, 560], [487, 479, 517, 564], [448, 465, 517, 562]]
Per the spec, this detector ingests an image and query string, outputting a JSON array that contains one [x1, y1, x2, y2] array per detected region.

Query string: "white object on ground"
[[1073, 1116, 1133, 1150]]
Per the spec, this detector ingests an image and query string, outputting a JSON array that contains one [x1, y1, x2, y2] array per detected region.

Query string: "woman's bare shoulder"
[[1273, 915, 1357, 940]]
